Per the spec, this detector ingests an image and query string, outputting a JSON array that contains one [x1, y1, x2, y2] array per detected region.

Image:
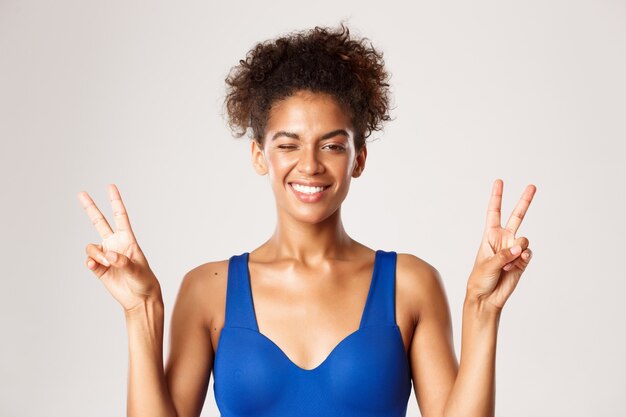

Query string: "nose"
[[296, 145, 324, 175]]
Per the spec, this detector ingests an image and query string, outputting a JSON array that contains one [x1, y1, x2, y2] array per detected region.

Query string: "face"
[[251, 90, 367, 224]]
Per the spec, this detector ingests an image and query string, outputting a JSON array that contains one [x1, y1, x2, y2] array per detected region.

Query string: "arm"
[[78, 185, 214, 417], [125, 295, 180, 417], [441, 297, 500, 417], [125, 266, 214, 417], [408, 180, 536, 417], [405, 260, 508, 417], [164, 267, 215, 417], [404, 258, 458, 417], [77, 185, 180, 417], [441, 180, 535, 416]]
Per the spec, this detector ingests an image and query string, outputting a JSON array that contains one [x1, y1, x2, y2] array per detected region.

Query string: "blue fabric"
[[213, 249, 412, 417]]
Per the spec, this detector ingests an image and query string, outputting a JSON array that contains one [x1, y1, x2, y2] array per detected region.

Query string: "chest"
[[207, 258, 416, 370], [213, 325, 411, 416], [208, 250, 415, 416]]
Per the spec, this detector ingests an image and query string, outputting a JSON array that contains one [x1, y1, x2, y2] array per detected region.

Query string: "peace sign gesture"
[[77, 184, 162, 313], [466, 179, 537, 312]]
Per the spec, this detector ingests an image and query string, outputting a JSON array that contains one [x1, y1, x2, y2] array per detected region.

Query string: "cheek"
[[339, 158, 356, 179], [266, 154, 293, 178]]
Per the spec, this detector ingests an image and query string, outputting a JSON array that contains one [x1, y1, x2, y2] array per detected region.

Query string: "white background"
[[1, 0, 625, 416]]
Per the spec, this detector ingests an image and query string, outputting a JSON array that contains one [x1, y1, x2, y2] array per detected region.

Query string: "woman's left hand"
[[466, 179, 537, 312]]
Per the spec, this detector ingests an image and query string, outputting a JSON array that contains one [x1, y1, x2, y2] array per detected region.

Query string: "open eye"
[[324, 144, 346, 151]]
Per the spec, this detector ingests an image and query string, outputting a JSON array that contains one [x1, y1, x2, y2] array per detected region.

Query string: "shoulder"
[[173, 258, 232, 327], [180, 258, 231, 292], [395, 252, 444, 295], [395, 252, 448, 322]]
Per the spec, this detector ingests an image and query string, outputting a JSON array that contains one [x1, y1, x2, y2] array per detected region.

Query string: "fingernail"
[[99, 255, 110, 266], [523, 252, 531, 260], [105, 251, 117, 263], [511, 245, 522, 256]]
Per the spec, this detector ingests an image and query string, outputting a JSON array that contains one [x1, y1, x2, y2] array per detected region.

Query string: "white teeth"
[[292, 183, 326, 194]]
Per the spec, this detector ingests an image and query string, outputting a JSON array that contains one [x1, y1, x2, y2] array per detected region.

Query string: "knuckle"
[[91, 216, 106, 226], [516, 236, 529, 248]]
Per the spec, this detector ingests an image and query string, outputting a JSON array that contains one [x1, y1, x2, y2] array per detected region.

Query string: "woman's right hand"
[[77, 184, 162, 313]]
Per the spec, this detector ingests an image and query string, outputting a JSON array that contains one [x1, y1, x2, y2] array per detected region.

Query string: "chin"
[[283, 206, 340, 225]]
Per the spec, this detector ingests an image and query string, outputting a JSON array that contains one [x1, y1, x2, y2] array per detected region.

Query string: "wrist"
[[124, 296, 164, 322], [463, 293, 502, 323]]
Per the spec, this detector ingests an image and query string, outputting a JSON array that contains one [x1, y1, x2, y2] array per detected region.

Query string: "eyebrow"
[[270, 129, 350, 141]]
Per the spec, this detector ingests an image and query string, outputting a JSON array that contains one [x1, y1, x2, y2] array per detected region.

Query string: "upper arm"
[[398, 254, 459, 417], [164, 266, 215, 417]]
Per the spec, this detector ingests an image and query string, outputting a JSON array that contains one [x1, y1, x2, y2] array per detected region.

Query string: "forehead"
[[266, 91, 352, 132]]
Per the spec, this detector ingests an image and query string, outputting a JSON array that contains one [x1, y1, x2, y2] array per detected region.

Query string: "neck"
[[260, 205, 355, 264]]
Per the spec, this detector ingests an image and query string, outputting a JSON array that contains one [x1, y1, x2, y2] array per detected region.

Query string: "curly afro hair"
[[223, 22, 392, 152]]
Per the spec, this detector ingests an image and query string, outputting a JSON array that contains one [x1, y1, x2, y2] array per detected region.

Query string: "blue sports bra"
[[213, 249, 412, 417]]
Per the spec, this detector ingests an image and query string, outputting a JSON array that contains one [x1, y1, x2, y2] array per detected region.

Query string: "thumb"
[[493, 244, 523, 270], [104, 250, 133, 269]]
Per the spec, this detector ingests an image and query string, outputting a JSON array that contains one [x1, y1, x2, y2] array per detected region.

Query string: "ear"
[[351, 144, 367, 178], [251, 139, 269, 176]]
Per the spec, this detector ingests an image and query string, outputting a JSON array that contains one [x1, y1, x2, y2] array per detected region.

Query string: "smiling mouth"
[[288, 182, 331, 194]]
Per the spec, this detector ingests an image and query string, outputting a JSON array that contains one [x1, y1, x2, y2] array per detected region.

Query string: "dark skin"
[[78, 89, 535, 417]]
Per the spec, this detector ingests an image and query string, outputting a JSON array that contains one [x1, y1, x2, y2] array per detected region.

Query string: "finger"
[[501, 237, 528, 270], [77, 191, 114, 240], [108, 184, 136, 239], [86, 243, 110, 267], [515, 248, 533, 267], [514, 236, 530, 251], [485, 179, 503, 231], [504, 248, 533, 272], [85, 255, 108, 279], [86, 256, 96, 270], [495, 243, 523, 270], [504, 184, 537, 235], [103, 249, 133, 270]]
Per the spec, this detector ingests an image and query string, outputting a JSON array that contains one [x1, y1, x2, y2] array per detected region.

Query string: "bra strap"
[[224, 252, 259, 330], [359, 250, 398, 328]]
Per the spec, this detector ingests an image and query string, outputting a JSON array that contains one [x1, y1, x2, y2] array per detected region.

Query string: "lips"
[[288, 181, 331, 188], [288, 182, 332, 194], [288, 182, 330, 203]]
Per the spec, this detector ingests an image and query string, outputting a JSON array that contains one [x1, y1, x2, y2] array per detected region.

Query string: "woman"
[[77, 23, 535, 417]]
